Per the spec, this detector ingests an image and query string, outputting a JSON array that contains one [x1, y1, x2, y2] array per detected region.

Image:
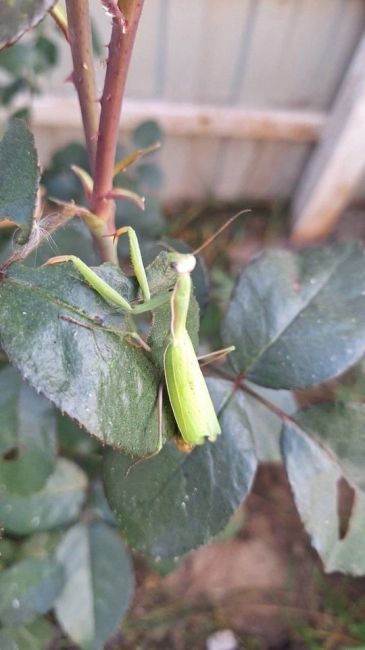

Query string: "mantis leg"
[[58, 315, 151, 351], [111, 226, 150, 301], [197, 345, 235, 367], [44, 254, 171, 315], [45, 255, 133, 312], [124, 382, 164, 478]]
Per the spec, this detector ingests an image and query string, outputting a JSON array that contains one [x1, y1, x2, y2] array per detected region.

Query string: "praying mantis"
[[45, 214, 244, 454]]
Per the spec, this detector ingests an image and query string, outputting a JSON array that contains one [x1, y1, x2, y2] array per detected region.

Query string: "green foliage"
[[0, 617, 55, 650], [0, 366, 56, 490], [223, 245, 365, 388], [132, 120, 163, 149], [0, 256, 191, 456], [0, 119, 39, 243], [0, 557, 64, 625], [103, 378, 257, 558], [0, 31, 58, 111], [0, 0, 56, 48], [55, 522, 134, 650], [282, 405, 365, 574], [0, 458, 87, 535], [240, 381, 297, 463], [42, 143, 90, 204]]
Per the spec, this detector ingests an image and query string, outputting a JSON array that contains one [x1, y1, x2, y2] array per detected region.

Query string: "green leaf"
[[136, 163, 164, 191], [0, 538, 17, 568], [0, 557, 64, 625], [0, 42, 28, 74], [0, 1, 56, 49], [132, 120, 163, 149], [55, 522, 134, 650], [57, 413, 102, 477], [91, 19, 103, 57], [103, 378, 257, 559], [282, 404, 365, 575], [87, 481, 117, 526], [0, 365, 57, 494], [0, 119, 39, 244], [18, 531, 63, 561], [57, 412, 101, 456], [243, 381, 297, 462], [0, 79, 27, 106], [33, 34, 58, 71], [0, 33, 58, 80], [295, 404, 365, 490], [116, 195, 166, 240], [0, 262, 166, 455], [222, 244, 365, 389], [0, 458, 87, 534], [0, 618, 55, 650], [0, 255, 197, 456], [12, 107, 30, 121], [42, 142, 89, 204]]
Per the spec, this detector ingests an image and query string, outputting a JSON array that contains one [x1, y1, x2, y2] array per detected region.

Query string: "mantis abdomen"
[[164, 332, 221, 445]]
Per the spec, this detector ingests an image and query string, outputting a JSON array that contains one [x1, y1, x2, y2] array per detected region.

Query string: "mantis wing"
[[164, 332, 221, 445]]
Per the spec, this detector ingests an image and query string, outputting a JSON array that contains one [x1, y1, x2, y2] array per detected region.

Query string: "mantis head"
[[167, 252, 196, 275]]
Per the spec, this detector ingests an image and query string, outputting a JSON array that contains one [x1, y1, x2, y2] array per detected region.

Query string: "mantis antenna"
[[192, 208, 251, 255]]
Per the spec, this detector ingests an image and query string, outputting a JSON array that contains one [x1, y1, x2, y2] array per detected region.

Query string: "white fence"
[[32, 0, 365, 240]]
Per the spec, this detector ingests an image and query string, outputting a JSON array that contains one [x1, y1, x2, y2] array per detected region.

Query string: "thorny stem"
[[63, 1, 144, 263], [93, 218, 119, 264], [91, 0, 145, 228], [65, 0, 99, 174]]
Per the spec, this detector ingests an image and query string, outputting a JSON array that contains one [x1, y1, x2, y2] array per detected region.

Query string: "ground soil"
[[118, 464, 365, 650]]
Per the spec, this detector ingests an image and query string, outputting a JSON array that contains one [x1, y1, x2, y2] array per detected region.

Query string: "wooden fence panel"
[[33, 0, 365, 204]]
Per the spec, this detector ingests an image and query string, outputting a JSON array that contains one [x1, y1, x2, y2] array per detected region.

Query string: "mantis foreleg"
[[46, 255, 133, 312], [111, 226, 150, 302], [58, 315, 151, 351], [45, 225, 150, 310]]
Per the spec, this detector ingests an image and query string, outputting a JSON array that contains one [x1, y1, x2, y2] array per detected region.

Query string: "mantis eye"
[[169, 255, 196, 274]]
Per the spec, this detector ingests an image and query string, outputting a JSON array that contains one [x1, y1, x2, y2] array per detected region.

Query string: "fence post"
[[291, 33, 365, 244]]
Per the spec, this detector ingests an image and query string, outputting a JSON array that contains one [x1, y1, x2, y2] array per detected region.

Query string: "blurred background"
[[27, 0, 365, 245]]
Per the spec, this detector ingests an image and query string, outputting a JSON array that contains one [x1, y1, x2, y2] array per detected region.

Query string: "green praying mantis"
[[45, 213, 245, 454]]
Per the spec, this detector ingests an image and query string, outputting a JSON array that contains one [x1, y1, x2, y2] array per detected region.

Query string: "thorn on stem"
[[101, 1, 129, 32], [64, 71, 75, 85]]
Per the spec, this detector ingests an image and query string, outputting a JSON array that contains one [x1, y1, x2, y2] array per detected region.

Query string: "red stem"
[[91, 0, 145, 227], [65, 0, 99, 174]]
